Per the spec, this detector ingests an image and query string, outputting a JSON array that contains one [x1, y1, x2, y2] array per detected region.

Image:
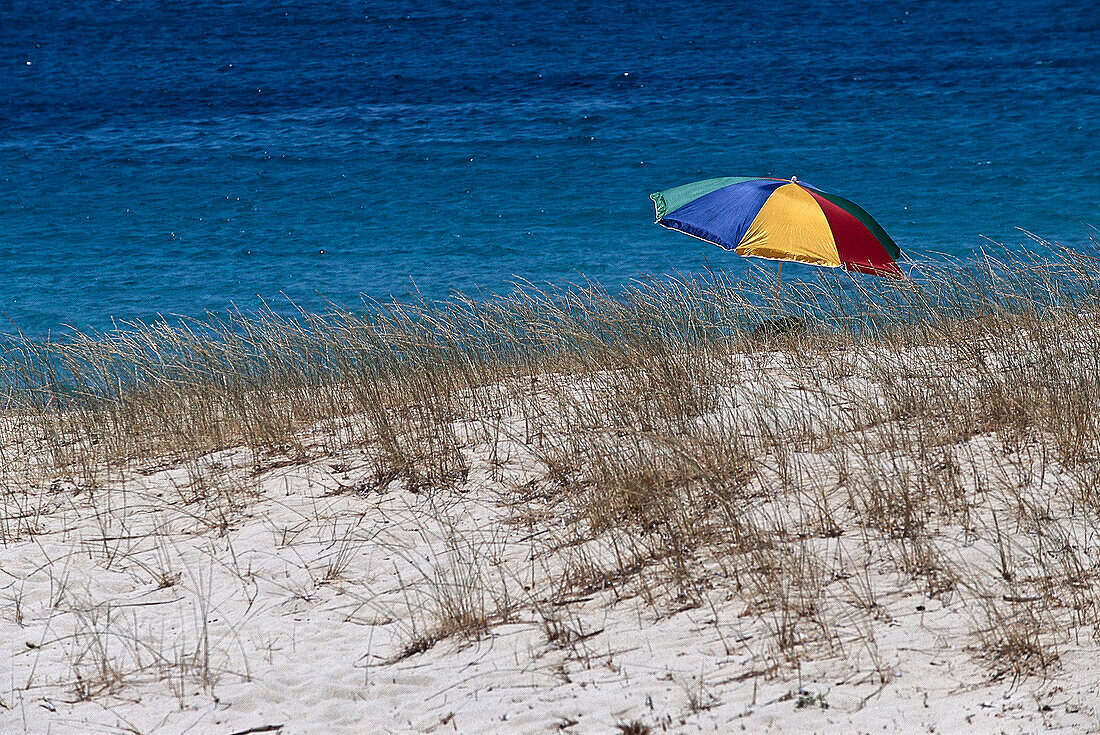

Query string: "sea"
[[2, 0, 1097, 336]]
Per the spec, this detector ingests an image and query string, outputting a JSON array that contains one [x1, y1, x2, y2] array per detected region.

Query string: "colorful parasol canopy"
[[650, 176, 903, 279]]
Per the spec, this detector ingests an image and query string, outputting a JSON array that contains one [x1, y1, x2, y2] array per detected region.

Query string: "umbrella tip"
[[790, 175, 799, 184]]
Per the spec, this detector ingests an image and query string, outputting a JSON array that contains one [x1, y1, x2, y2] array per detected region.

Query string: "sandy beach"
[[4, 268, 1100, 733], [5, 0, 1097, 731]]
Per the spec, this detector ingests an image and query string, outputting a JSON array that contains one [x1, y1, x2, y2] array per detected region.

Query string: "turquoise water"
[[2, 1, 1097, 335]]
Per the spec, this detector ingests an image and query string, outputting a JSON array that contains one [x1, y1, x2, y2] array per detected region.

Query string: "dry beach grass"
[[4, 244, 1100, 732]]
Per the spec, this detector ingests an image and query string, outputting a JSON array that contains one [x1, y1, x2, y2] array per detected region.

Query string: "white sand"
[[3, 377, 1100, 734]]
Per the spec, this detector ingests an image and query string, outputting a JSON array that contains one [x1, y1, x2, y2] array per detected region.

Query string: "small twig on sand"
[[229, 725, 284, 735]]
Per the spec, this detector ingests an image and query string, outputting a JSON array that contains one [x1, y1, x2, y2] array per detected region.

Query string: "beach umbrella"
[[650, 176, 903, 280]]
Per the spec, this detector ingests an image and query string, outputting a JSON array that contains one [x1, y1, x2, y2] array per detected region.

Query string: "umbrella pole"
[[774, 261, 783, 314]]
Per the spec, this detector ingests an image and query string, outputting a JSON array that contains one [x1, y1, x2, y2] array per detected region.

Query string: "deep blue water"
[[2, 0, 1097, 335]]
